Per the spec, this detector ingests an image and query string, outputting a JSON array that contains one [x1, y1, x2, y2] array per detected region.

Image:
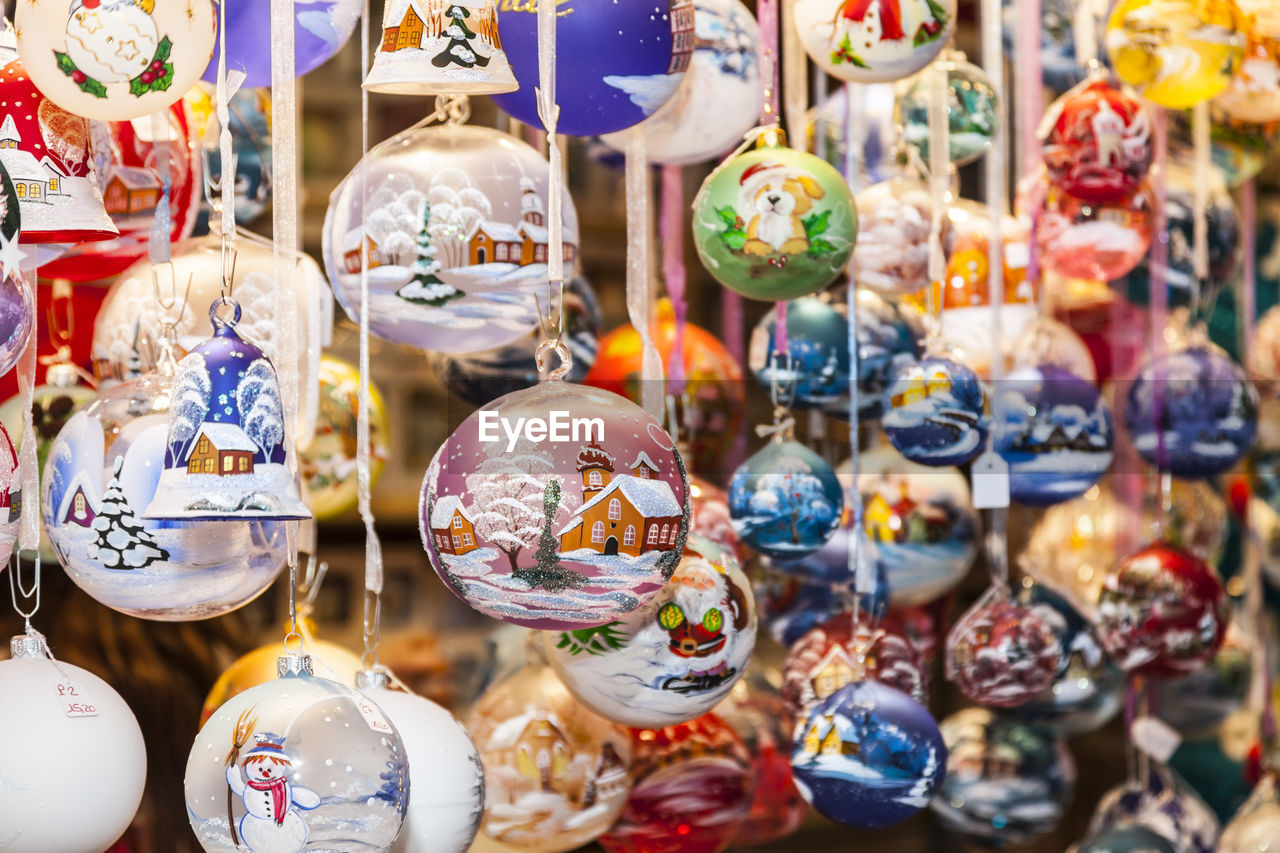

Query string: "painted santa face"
[[66, 0, 160, 84]]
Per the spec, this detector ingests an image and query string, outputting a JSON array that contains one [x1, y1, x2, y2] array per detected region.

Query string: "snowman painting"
[[225, 733, 321, 853], [58, 0, 174, 98]]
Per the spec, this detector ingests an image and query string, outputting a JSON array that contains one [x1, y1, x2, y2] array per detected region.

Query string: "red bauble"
[[1042, 78, 1153, 204], [1095, 542, 1228, 677], [946, 589, 1061, 708]]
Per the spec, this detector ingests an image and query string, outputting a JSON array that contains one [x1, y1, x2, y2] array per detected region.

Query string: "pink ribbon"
[[661, 165, 687, 394], [756, 0, 778, 126]]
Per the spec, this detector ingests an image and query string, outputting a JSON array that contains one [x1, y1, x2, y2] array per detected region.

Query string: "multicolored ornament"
[[852, 175, 950, 295], [366, 0, 517, 96], [728, 438, 843, 560], [749, 295, 849, 410], [1035, 179, 1154, 282], [791, 0, 956, 83], [1216, 1, 1280, 123], [883, 356, 989, 467], [946, 586, 1062, 708], [790, 680, 946, 829], [185, 654, 409, 853], [1095, 541, 1228, 677], [897, 52, 999, 167], [208, 0, 363, 90], [1041, 77, 1152, 204], [420, 381, 690, 630], [492, 2, 693, 137], [300, 356, 390, 521], [323, 123, 579, 355], [1087, 763, 1220, 853], [15, 0, 217, 122], [692, 129, 857, 301]]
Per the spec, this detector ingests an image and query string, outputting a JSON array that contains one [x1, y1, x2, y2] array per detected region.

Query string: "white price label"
[[55, 681, 98, 718], [354, 695, 392, 734], [971, 451, 1010, 509], [1131, 715, 1181, 764]]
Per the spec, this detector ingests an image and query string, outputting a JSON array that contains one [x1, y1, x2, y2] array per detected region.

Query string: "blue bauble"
[[202, 0, 362, 89], [1076, 825, 1181, 853], [932, 709, 1076, 847], [997, 365, 1113, 506], [1124, 345, 1258, 479], [790, 681, 946, 829], [749, 297, 849, 410], [729, 439, 843, 560], [492, 3, 691, 137], [819, 289, 926, 421], [883, 357, 989, 466]]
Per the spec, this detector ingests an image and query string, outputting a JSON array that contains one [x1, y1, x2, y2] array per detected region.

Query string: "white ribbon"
[[926, 58, 950, 343], [148, 109, 172, 265], [1191, 100, 1210, 307], [535, 0, 563, 290], [16, 275, 37, 551], [781, 0, 807, 143], [626, 130, 664, 419]]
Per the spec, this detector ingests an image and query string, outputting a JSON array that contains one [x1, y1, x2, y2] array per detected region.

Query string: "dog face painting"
[[694, 140, 857, 300]]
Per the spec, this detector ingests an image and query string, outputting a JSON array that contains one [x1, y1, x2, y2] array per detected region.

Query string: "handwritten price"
[[56, 682, 98, 717], [355, 698, 392, 733]]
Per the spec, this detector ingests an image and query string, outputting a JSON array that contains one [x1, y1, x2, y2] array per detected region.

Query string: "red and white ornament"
[[1041, 77, 1152, 204], [946, 586, 1062, 708]]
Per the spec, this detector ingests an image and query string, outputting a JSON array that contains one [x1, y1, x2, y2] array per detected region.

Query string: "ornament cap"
[[277, 653, 314, 678], [44, 362, 81, 388], [355, 670, 389, 691], [9, 633, 43, 659], [756, 126, 787, 150]]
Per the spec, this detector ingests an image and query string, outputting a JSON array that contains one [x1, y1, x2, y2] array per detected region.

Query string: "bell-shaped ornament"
[[363, 0, 518, 96], [144, 298, 311, 521]]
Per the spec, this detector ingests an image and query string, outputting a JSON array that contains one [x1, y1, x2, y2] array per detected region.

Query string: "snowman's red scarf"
[[245, 776, 289, 825]]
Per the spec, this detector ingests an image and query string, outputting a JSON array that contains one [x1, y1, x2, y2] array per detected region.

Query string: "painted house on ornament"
[[185, 423, 257, 476], [0, 115, 70, 204], [667, 0, 697, 73], [802, 713, 859, 757], [507, 716, 571, 794], [465, 180, 578, 267], [429, 495, 477, 556], [380, 0, 502, 54], [808, 644, 859, 703], [558, 443, 682, 557], [101, 166, 161, 217], [342, 228, 383, 275], [889, 367, 952, 409], [58, 471, 99, 528]]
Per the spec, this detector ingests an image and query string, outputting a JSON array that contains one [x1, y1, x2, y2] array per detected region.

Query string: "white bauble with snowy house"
[[365, 0, 518, 96], [41, 370, 288, 620], [791, 0, 956, 83], [323, 123, 580, 355]]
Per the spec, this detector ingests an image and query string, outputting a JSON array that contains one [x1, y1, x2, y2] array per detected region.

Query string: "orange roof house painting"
[[102, 166, 161, 217], [466, 184, 578, 267], [559, 445, 681, 558], [429, 495, 477, 556], [381, 0, 502, 54], [342, 228, 383, 275], [184, 423, 256, 477]]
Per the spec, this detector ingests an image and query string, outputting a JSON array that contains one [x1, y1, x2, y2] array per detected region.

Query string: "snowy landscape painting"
[[883, 358, 989, 466], [370, 1, 515, 93], [728, 440, 843, 560]]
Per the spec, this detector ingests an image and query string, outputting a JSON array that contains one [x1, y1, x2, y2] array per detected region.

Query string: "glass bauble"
[[898, 52, 999, 167], [853, 175, 952, 295], [41, 370, 287, 620], [807, 82, 897, 185], [791, 680, 946, 829], [185, 656, 408, 852], [946, 586, 1062, 708], [419, 381, 690, 630], [323, 123, 579, 355], [202, 0, 361, 89], [749, 295, 850, 411], [791, 0, 956, 83], [1095, 541, 1228, 677], [0, 270, 34, 378], [1036, 180, 1154, 282], [1042, 77, 1153, 204], [1215, 0, 1280, 122], [542, 535, 756, 729], [1087, 763, 1220, 853], [883, 356, 989, 467], [1152, 615, 1251, 734], [1218, 773, 1280, 853], [728, 438, 843, 560], [931, 708, 1077, 847]]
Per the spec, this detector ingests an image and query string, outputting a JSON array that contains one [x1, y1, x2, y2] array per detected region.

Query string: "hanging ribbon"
[[535, 0, 565, 361], [1149, 110, 1169, 517], [661, 166, 687, 396], [148, 110, 173, 266], [16, 274, 37, 552], [1016, 0, 1043, 183], [925, 60, 950, 352], [625, 131, 663, 419], [756, 0, 778, 128], [781, 0, 807, 142], [1190, 101, 1210, 323]]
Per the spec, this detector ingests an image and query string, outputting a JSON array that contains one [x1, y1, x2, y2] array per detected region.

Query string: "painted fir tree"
[[432, 5, 492, 70], [396, 201, 463, 307], [87, 457, 169, 570], [513, 479, 586, 592]]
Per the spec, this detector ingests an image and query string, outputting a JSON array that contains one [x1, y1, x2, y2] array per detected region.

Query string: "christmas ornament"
[[600, 0, 762, 166], [1088, 763, 1220, 853], [0, 38, 118, 243], [1216, 1, 1280, 122], [1105, 0, 1246, 109], [206, 0, 363, 90], [754, 548, 887, 646], [1168, 103, 1279, 188], [598, 715, 754, 853], [420, 381, 690, 630], [1041, 77, 1152, 204], [1075, 824, 1181, 853], [189, 85, 273, 225], [186, 654, 409, 852], [15, 0, 217, 122], [791, 680, 946, 829], [1124, 343, 1257, 479], [39, 101, 199, 282], [0, 633, 147, 853], [0, 265, 33, 378], [995, 364, 1113, 507], [748, 295, 849, 410], [946, 586, 1062, 708], [931, 708, 1077, 847], [689, 475, 742, 559], [790, 0, 956, 83], [692, 129, 857, 301], [728, 437, 843, 560], [898, 51, 998, 167], [841, 287, 926, 420], [1035, 179, 1154, 282], [1218, 773, 1280, 853], [852, 175, 950, 295], [467, 657, 632, 853], [542, 534, 757, 729], [357, 671, 485, 853], [0, 421, 19, 557], [323, 123, 578, 355], [1095, 541, 1228, 677], [808, 82, 897, 185], [1000, 0, 1108, 93], [1152, 617, 1251, 733], [883, 356, 989, 467], [492, 1, 693, 137], [0, 363, 97, 495], [432, 275, 602, 407], [364, 0, 515, 96], [300, 355, 390, 521]]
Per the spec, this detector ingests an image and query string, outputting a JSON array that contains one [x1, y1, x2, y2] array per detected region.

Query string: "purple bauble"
[[492, 2, 694, 137], [790, 680, 946, 829], [0, 269, 33, 378], [202, 0, 363, 89]]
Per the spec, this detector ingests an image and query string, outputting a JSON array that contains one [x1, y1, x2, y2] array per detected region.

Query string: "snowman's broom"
[[224, 708, 259, 847]]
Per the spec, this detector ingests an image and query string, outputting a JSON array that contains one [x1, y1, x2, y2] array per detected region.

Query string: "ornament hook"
[[209, 295, 243, 329], [535, 337, 573, 381], [7, 550, 41, 629]]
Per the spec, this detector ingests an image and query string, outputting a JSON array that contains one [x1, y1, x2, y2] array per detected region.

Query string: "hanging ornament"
[[1075, 824, 1182, 853], [0, 362, 97, 498], [931, 708, 1077, 847], [0, 632, 147, 853], [186, 654, 409, 852], [0, 266, 33, 379], [1041, 77, 1153, 204], [728, 436, 843, 560], [692, 128, 857, 301], [807, 82, 898, 185], [420, 381, 691, 630], [1094, 541, 1228, 677], [749, 294, 849, 410], [357, 671, 485, 853], [1215, 1, 1280, 122], [1124, 343, 1257, 479], [897, 51, 999, 167], [946, 585, 1063, 708], [838, 287, 927, 420], [324, 123, 578, 355], [542, 534, 757, 729], [365, 0, 516, 96], [790, 0, 956, 83], [206, 0, 362, 90], [187, 85, 273, 225], [468, 655, 632, 853], [597, 714, 754, 853], [1218, 773, 1280, 853], [688, 475, 742, 559], [1087, 763, 1220, 853], [852, 174, 951, 295], [1033, 178, 1155, 283], [492, 2, 694, 137], [600, 0, 762, 166], [883, 356, 990, 467], [300, 355, 390, 522], [790, 680, 947, 829], [1105, 0, 1246, 109], [39, 101, 200, 283], [15, 0, 217, 122]]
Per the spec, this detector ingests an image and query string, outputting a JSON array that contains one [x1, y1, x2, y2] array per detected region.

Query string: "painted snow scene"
[[41, 373, 286, 620], [323, 123, 579, 355], [186, 673, 408, 853], [421, 381, 691, 631], [728, 439, 843, 560], [995, 365, 1113, 506], [544, 535, 757, 729], [883, 356, 989, 466], [749, 295, 850, 410], [792, 0, 955, 82], [369, 0, 516, 94]]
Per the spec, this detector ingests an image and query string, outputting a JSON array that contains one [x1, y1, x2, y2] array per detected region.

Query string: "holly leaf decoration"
[[715, 206, 748, 251], [716, 206, 740, 228], [54, 51, 108, 98], [554, 622, 628, 656], [803, 209, 831, 240], [808, 237, 836, 256], [154, 36, 173, 63], [129, 37, 176, 97], [54, 51, 75, 76]]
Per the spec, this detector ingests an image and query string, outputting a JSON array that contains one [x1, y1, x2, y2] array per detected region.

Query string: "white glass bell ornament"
[[364, 0, 518, 96]]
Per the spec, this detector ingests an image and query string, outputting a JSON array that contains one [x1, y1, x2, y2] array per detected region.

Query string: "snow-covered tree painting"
[[514, 479, 587, 592], [236, 359, 286, 461], [463, 445, 565, 573], [746, 458, 837, 545], [88, 457, 169, 570], [432, 5, 492, 70], [167, 351, 210, 466], [396, 201, 463, 307]]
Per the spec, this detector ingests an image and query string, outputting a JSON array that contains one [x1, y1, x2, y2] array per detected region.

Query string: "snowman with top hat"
[[226, 733, 320, 853]]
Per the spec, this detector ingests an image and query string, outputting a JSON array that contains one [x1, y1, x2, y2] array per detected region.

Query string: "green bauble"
[[693, 131, 856, 300]]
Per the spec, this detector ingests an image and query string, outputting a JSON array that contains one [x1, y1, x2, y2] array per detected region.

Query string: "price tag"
[[354, 694, 392, 734], [1131, 715, 1181, 764], [55, 681, 98, 718], [971, 451, 1010, 509]]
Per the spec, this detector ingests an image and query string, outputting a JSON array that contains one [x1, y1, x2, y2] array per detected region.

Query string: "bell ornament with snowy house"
[[364, 0, 518, 96], [144, 299, 311, 521]]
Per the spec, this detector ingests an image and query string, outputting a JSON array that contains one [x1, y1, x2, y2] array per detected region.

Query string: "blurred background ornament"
[[1041, 76, 1152, 204], [187, 85, 273, 226], [853, 174, 952, 295], [883, 356, 989, 467], [1002, 0, 1109, 93], [1217, 772, 1280, 853], [946, 586, 1062, 708], [1212, 0, 1280, 123], [1034, 179, 1155, 283], [897, 51, 998, 167], [807, 83, 897, 185], [300, 355, 390, 521], [1152, 616, 1252, 735], [1168, 105, 1279, 188], [791, 0, 956, 83], [363, 0, 516, 96], [1086, 763, 1220, 853], [204, 0, 361, 89], [729, 437, 842, 561]]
